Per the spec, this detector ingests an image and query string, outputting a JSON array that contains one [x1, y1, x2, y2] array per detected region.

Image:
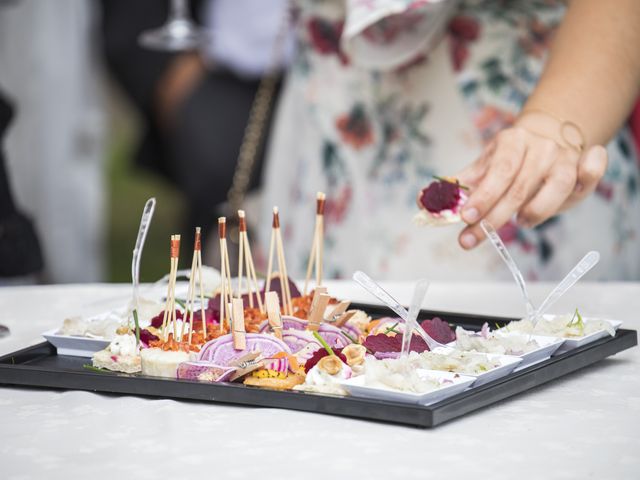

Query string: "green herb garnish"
[[384, 322, 401, 335], [132, 309, 141, 346], [433, 175, 470, 191], [312, 331, 335, 356], [175, 298, 187, 309], [341, 330, 374, 354], [567, 308, 585, 335]]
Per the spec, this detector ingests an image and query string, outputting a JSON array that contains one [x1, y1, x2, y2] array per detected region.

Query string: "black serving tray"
[[0, 304, 636, 428]]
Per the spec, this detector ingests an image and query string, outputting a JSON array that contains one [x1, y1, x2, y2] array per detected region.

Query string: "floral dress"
[[260, 0, 640, 282]]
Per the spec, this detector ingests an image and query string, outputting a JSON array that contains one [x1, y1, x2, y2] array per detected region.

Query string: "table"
[[0, 282, 638, 479]]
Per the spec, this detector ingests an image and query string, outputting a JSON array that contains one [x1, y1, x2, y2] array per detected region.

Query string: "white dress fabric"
[[259, 0, 640, 282]]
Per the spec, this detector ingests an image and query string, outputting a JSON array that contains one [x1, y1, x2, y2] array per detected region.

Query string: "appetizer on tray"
[[38, 192, 624, 407]]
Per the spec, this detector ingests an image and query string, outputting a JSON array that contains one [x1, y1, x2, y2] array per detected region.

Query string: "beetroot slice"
[[421, 317, 456, 344], [363, 333, 429, 353], [304, 348, 348, 373], [150, 310, 183, 328], [418, 180, 461, 213], [261, 274, 302, 299]]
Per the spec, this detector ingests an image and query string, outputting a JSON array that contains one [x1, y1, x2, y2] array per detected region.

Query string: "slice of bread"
[[243, 372, 306, 391], [92, 348, 141, 374]]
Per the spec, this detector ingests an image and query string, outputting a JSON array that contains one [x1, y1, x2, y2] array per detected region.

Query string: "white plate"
[[551, 318, 622, 355], [42, 329, 110, 357], [426, 347, 522, 387], [339, 370, 475, 405], [451, 332, 565, 371], [511, 334, 565, 370]]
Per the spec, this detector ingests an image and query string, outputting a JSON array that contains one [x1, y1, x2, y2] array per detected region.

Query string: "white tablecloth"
[[0, 282, 638, 479]]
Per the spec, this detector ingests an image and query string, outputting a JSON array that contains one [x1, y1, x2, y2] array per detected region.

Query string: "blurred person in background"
[[100, 0, 291, 256], [0, 88, 43, 284], [260, 0, 640, 281], [0, 0, 105, 283]]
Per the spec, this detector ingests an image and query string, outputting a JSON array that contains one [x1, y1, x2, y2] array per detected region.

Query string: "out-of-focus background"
[[0, 0, 284, 284], [2, 0, 640, 285]]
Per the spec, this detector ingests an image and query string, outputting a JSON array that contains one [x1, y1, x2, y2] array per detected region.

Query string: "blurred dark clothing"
[[100, 0, 280, 246], [0, 91, 43, 277]]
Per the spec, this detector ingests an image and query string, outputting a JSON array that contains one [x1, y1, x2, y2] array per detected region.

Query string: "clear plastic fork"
[[480, 219, 600, 327], [402, 279, 430, 356], [532, 250, 600, 324], [352, 271, 444, 351], [480, 220, 536, 320]]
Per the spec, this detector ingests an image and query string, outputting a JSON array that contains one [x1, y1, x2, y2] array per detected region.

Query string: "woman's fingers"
[[456, 141, 494, 187], [458, 142, 555, 248], [459, 128, 527, 225], [516, 151, 579, 227], [559, 145, 608, 212]]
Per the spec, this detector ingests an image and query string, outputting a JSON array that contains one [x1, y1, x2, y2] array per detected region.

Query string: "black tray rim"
[[0, 305, 636, 428]]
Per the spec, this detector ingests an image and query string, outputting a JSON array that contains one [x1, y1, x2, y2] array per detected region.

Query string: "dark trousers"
[[169, 70, 281, 249]]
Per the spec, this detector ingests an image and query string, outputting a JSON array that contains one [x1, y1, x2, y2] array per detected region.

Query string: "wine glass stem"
[[170, 0, 188, 20]]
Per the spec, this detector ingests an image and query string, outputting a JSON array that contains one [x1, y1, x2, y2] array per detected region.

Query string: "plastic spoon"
[[131, 198, 156, 343], [402, 280, 430, 357], [352, 271, 443, 351], [533, 250, 600, 323], [480, 220, 536, 320]]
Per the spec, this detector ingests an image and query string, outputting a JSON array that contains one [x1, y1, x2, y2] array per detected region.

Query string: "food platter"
[[0, 304, 636, 428], [3, 185, 634, 428]]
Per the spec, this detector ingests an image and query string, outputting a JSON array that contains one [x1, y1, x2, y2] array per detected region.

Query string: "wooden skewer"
[[274, 208, 293, 315], [218, 218, 234, 332], [219, 218, 227, 332], [170, 235, 180, 341], [160, 238, 173, 341], [304, 192, 326, 295], [197, 247, 206, 339], [317, 195, 324, 286], [161, 235, 180, 341], [264, 209, 277, 300], [238, 210, 264, 312], [275, 229, 292, 315], [181, 248, 196, 342], [264, 206, 293, 315], [237, 213, 245, 303], [185, 227, 204, 344], [161, 235, 180, 342]]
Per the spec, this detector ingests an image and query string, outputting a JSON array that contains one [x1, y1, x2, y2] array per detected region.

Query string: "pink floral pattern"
[[260, 0, 640, 281]]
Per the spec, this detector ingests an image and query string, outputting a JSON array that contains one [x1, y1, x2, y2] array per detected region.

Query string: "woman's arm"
[[456, 0, 640, 249]]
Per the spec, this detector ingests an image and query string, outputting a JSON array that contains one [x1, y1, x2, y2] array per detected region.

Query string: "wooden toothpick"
[[218, 218, 233, 332], [196, 233, 206, 339], [264, 207, 293, 315], [161, 234, 180, 342], [304, 192, 326, 295], [185, 227, 206, 344], [237, 210, 264, 313]]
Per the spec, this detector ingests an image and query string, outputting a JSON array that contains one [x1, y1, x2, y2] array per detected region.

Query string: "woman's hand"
[[455, 123, 608, 250]]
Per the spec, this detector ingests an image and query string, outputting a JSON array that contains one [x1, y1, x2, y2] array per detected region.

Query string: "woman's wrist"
[[514, 108, 586, 154]]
